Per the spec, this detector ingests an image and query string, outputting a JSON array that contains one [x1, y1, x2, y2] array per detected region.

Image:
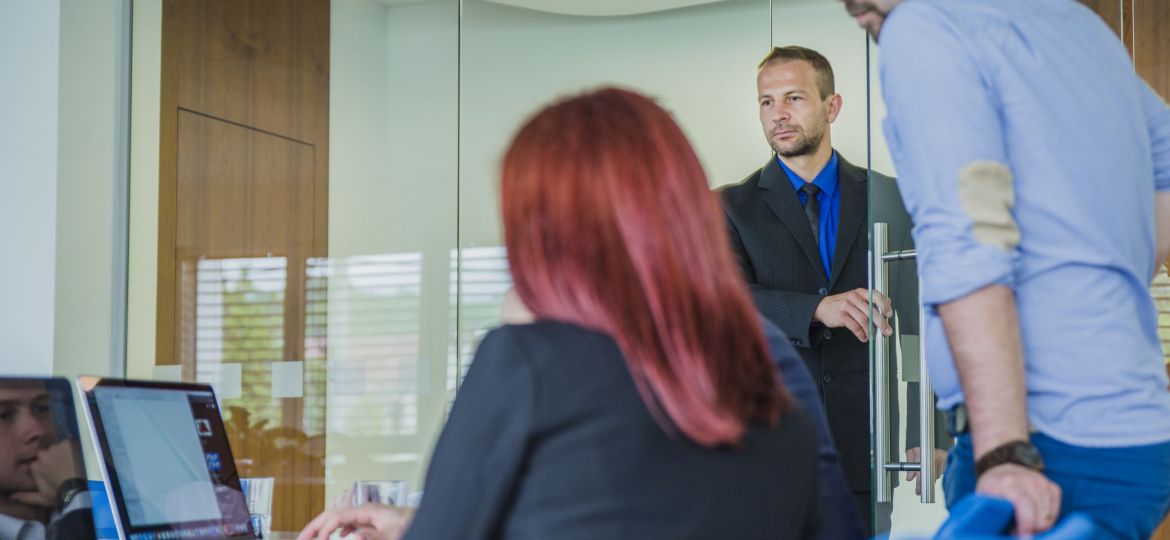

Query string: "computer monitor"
[[0, 376, 95, 539], [77, 376, 254, 540]]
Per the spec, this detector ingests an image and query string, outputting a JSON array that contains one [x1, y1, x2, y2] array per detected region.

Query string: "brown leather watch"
[[975, 440, 1045, 478]]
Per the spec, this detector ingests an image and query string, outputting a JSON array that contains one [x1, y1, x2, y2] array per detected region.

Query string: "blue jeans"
[[943, 433, 1170, 540]]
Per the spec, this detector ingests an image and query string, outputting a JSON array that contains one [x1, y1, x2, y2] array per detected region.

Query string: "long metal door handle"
[[872, 224, 936, 504], [918, 279, 936, 503], [872, 223, 892, 503]]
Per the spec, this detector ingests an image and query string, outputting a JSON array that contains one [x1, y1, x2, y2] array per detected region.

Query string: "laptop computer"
[[0, 376, 96, 540], [76, 376, 254, 540]]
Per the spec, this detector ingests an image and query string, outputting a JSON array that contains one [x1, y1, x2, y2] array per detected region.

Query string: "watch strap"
[[975, 440, 1044, 478]]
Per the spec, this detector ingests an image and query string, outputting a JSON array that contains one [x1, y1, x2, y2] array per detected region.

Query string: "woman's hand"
[[297, 503, 415, 540]]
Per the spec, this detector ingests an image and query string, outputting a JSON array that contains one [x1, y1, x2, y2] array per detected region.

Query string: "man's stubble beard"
[[771, 124, 825, 159]]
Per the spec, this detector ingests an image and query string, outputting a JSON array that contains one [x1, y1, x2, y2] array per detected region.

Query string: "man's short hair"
[[758, 46, 836, 100]]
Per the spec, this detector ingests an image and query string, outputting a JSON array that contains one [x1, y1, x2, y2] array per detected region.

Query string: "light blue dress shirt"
[[879, 0, 1170, 447], [779, 152, 840, 279]]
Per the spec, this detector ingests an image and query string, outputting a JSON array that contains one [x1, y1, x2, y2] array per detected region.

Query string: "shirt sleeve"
[[878, 4, 1016, 307], [403, 327, 535, 540], [1141, 80, 1170, 192]]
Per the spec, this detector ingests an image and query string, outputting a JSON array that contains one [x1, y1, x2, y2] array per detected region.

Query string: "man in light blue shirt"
[[840, 0, 1170, 538]]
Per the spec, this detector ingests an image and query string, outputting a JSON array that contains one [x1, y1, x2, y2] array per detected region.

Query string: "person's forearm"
[[937, 284, 1030, 458]]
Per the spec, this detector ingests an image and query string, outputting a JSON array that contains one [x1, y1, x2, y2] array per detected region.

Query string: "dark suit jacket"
[[721, 153, 940, 493], [405, 320, 863, 540]]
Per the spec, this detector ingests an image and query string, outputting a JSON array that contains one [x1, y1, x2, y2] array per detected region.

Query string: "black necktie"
[[801, 183, 821, 247]]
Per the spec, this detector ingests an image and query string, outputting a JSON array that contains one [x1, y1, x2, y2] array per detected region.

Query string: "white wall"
[[458, 0, 772, 247], [0, 0, 123, 379], [55, 0, 123, 381], [0, 0, 125, 478], [0, 0, 62, 376], [126, 0, 162, 379]]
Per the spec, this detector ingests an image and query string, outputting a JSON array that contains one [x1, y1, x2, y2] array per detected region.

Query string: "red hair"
[[500, 87, 792, 446]]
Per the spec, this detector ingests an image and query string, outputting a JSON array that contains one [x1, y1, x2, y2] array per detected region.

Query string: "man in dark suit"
[[720, 46, 947, 535]]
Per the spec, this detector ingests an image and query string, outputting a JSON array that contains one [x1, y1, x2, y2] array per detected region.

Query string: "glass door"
[[865, 36, 951, 538]]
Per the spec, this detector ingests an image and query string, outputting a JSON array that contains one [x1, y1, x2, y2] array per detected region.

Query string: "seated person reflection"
[[0, 380, 94, 540], [298, 88, 862, 540]]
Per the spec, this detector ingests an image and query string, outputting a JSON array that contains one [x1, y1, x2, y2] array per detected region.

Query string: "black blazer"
[[720, 153, 915, 493], [404, 320, 854, 540]]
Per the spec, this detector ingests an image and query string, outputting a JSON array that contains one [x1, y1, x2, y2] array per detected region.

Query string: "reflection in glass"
[[0, 379, 93, 540], [194, 257, 287, 427], [324, 254, 424, 439], [184, 256, 325, 532], [450, 246, 511, 393]]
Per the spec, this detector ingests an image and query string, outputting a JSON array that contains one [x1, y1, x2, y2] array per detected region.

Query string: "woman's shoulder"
[[475, 320, 627, 388], [485, 320, 618, 355]]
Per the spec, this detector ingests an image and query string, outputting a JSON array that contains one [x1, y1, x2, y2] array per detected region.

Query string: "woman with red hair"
[[299, 88, 860, 540]]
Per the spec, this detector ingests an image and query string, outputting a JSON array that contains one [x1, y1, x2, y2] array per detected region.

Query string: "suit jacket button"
[[823, 374, 833, 383], [818, 287, 828, 296], [822, 328, 832, 340]]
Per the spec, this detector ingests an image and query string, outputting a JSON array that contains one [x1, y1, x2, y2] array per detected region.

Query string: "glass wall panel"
[[123, 0, 884, 532], [126, 0, 461, 528], [116, 0, 1170, 535], [323, 0, 460, 507], [456, 0, 772, 377]]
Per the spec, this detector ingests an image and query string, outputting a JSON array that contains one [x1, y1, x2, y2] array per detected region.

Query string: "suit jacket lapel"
[[828, 155, 868, 290], [757, 157, 828, 282]]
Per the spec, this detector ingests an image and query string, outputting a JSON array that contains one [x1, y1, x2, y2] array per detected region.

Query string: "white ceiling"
[[371, 0, 733, 16]]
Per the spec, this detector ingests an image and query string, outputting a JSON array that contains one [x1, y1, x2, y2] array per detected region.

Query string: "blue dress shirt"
[[879, 0, 1170, 447], [779, 152, 840, 280]]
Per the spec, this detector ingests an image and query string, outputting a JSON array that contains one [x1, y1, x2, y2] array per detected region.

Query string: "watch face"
[[1015, 442, 1044, 469]]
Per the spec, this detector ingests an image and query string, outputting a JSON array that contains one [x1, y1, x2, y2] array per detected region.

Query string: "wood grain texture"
[[158, 0, 329, 531], [1081, 0, 1123, 39], [171, 0, 329, 145], [175, 109, 319, 532], [1135, 0, 1170, 100]]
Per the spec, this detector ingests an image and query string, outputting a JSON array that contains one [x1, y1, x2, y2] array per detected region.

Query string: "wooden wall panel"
[[1081, 0, 1123, 39], [171, 0, 329, 146], [158, 0, 329, 532], [1135, 0, 1170, 99], [1133, 2, 1170, 539], [175, 110, 318, 532]]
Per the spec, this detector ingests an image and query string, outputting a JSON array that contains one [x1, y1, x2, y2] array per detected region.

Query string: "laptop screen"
[[78, 377, 253, 540], [0, 377, 95, 540]]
